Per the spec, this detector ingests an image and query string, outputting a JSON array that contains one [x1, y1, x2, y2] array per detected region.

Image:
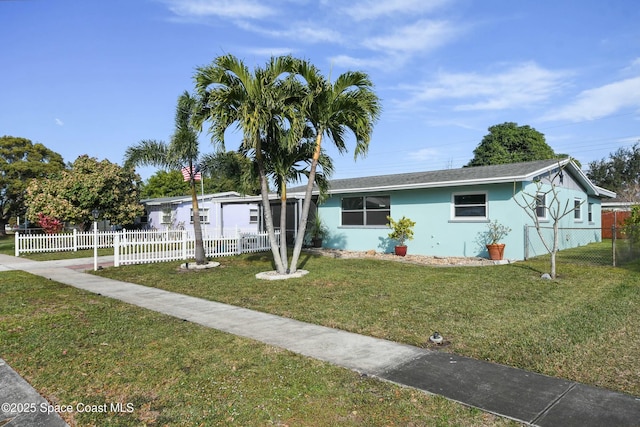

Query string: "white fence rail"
[[15, 229, 114, 256], [15, 229, 278, 266]]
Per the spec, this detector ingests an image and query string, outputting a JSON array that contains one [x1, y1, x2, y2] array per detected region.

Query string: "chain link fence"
[[524, 226, 637, 267], [613, 224, 640, 266]]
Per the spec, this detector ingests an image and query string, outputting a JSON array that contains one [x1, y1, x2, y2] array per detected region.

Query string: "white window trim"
[[161, 205, 173, 224], [574, 198, 583, 222], [190, 208, 209, 224], [450, 192, 488, 221], [535, 192, 548, 221], [249, 207, 259, 224]]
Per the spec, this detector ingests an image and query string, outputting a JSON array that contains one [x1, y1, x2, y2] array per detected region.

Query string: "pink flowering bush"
[[37, 213, 64, 234]]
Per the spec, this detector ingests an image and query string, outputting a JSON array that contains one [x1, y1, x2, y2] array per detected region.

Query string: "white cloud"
[[237, 20, 342, 44], [542, 76, 640, 122], [55, 118, 64, 126], [409, 147, 439, 160], [161, 0, 275, 20], [363, 19, 460, 54], [396, 62, 570, 112], [343, 0, 451, 21], [329, 54, 390, 70], [246, 47, 298, 57]]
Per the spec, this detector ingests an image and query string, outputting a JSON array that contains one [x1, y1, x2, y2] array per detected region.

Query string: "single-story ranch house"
[[141, 159, 615, 260], [290, 158, 615, 260]]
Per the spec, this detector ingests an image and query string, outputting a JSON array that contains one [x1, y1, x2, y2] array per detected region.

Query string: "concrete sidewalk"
[[2, 254, 640, 426]]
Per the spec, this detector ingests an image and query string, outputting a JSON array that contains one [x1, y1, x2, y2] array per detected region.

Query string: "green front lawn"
[[1, 271, 516, 426], [94, 250, 640, 397]]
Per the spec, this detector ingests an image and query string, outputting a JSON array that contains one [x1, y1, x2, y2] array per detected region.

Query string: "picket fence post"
[[14, 232, 19, 257], [182, 230, 188, 260], [113, 233, 120, 267]]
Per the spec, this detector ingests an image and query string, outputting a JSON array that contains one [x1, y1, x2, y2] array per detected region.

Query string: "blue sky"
[[2, 0, 639, 182]]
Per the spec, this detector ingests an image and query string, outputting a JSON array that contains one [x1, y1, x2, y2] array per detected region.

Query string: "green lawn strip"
[[94, 252, 640, 397], [1, 271, 517, 426]]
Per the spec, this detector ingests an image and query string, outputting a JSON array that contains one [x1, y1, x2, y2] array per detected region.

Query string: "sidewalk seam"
[[529, 382, 577, 425]]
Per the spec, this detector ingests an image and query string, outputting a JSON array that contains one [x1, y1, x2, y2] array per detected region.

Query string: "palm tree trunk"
[[289, 132, 323, 273], [279, 178, 289, 272], [190, 179, 206, 264], [256, 148, 286, 274]]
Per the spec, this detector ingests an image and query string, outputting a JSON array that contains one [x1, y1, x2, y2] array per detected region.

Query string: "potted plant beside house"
[[387, 215, 416, 256], [307, 214, 328, 248], [486, 219, 511, 260]]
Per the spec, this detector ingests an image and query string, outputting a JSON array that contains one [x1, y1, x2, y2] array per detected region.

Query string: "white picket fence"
[[15, 229, 279, 266]]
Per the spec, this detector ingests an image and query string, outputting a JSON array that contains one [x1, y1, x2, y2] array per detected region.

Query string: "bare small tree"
[[515, 162, 583, 279]]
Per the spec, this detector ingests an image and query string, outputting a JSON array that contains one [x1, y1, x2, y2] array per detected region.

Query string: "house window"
[[249, 207, 259, 224], [535, 193, 546, 219], [190, 208, 209, 224], [574, 199, 582, 221], [452, 193, 487, 219], [588, 202, 593, 223], [341, 195, 390, 226], [161, 204, 173, 224]]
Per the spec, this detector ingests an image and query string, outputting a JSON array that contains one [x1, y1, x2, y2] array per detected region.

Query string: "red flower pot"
[[394, 245, 408, 256]]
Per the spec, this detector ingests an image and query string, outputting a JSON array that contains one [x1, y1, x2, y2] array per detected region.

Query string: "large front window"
[[453, 193, 487, 219], [341, 195, 390, 226]]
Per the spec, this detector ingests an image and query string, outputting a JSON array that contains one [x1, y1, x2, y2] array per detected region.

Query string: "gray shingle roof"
[[289, 159, 571, 194]]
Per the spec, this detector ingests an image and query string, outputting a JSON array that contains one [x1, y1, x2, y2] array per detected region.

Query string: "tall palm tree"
[[288, 65, 382, 273], [250, 128, 334, 271], [194, 54, 305, 274], [124, 91, 208, 264]]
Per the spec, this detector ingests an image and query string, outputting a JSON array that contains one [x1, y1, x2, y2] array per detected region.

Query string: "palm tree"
[[194, 54, 305, 274], [288, 65, 381, 273], [250, 128, 334, 271], [124, 91, 208, 264]]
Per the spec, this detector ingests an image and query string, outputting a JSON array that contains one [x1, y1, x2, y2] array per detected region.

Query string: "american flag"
[[181, 166, 202, 182]]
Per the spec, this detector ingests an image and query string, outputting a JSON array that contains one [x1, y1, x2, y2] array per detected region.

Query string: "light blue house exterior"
[[297, 159, 615, 260]]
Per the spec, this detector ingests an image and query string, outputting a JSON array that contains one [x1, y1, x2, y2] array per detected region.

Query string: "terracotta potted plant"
[[486, 219, 511, 260], [387, 215, 416, 256], [307, 214, 328, 248]]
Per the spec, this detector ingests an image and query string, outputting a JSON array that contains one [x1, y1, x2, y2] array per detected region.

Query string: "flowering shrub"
[[37, 213, 64, 234]]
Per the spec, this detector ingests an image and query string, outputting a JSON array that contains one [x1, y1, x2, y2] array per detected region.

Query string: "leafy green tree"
[[124, 91, 208, 264], [466, 122, 560, 167], [194, 54, 305, 274], [140, 151, 261, 199], [200, 150, 261, 195], [24, 155, 144, 229], [587, 143, 640, 200], [0, 136, 65, 235], [140, 170, 190, 198], [288, 64, 381, 273]]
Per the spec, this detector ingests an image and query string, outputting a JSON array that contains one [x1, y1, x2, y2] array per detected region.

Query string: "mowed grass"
[[0, 271, 516, 427], [93, 249, 640, 397], [3, 234, 640, 423]]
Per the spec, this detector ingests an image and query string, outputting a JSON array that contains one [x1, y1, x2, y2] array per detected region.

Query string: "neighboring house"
[[141, 191, 261, 236], [289, 159, 615, 260]]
